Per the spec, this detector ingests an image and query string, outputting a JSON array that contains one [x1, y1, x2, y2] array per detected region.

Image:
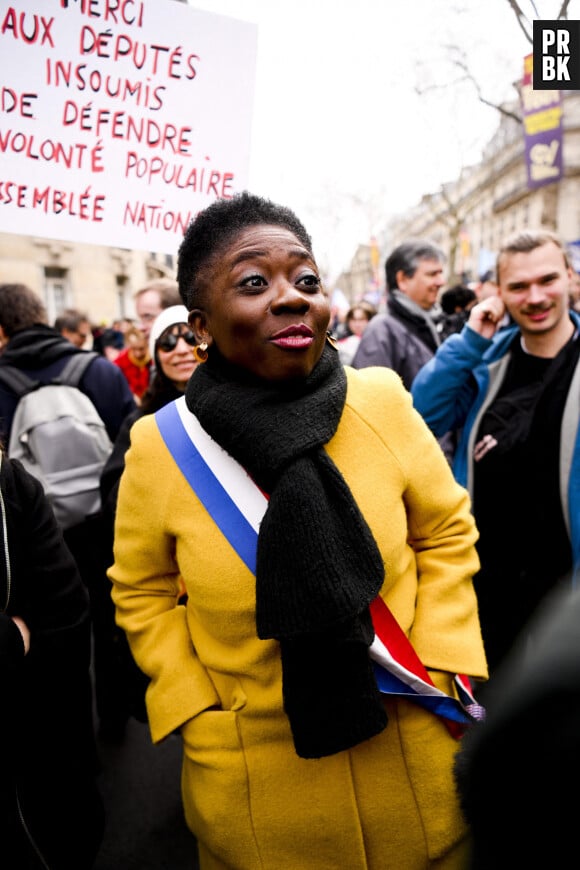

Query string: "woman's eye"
[[239, 274, 266, 289], [298, 273, 322, 290]]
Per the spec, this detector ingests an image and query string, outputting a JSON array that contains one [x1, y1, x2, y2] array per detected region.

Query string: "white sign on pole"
[[0, 1, 257, 253]]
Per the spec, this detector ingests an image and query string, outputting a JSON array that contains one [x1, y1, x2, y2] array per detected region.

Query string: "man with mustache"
[[412, 229, 580, 679]]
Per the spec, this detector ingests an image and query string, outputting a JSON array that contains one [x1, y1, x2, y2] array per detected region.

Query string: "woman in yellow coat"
[[109, 192, 487, 870]]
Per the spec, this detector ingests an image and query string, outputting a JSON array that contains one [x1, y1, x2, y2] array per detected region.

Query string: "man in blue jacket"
[[412, 230, 580, 676]]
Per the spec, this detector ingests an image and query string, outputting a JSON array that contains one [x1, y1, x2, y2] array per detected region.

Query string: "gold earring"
[[325, 331, 339, 349], [193, 340, 208, 363]]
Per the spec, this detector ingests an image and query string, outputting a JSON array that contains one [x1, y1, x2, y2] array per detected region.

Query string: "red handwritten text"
[[125, 151, 234, 196], [62, 101, 192, 154], [60, 0, 145, 29], [1, 8, 55, 46], [0, 129, 104, 172], [123, 199, 196, 234], [1, 89, 38, 118], [46, 59, 165, 110], [0, 180, 105, 221], [80, 26, 198, 79]]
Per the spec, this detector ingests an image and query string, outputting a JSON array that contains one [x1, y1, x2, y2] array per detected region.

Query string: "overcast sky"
[[186, 0, 579, 279]]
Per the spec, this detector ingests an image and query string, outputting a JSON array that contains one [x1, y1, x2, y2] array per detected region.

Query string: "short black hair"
[[0, 283, 48, 336], [439, 285, 476, 315], [385, 239, 446, 293], [177, 191, 313, 310]]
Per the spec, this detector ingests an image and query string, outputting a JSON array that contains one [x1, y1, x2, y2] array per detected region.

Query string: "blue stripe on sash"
[[373, 665, 472, 725], [155, 401, 258, 574]]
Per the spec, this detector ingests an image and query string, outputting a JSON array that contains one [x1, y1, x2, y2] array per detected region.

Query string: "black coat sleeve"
[[0, 454, 104, 867], [1, 455, 89, 648]]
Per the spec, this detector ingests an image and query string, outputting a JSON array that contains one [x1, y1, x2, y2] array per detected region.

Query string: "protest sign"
[[0, 1, 257, 253]]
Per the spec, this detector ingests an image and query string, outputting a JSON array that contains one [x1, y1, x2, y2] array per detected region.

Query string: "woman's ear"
[[189, 309, 210, 345]]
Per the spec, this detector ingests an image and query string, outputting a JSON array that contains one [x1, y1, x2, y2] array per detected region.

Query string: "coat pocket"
[[180, 709, 260, 868]]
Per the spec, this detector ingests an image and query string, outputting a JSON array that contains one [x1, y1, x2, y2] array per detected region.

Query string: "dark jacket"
[[0, 453, 104, 869], [100, 378, 182, 526], [351, 294, 455, 462], [454, 581, 580, 868], [97, 377, 183, 725], [0, 325, 136, 443], [351, 294, 438, 389]]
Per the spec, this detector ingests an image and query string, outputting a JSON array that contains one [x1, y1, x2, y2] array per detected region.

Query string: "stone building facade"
[[0, 231, 176, 327], [337, 90, 580, 302], [384, 90, 580, 285]]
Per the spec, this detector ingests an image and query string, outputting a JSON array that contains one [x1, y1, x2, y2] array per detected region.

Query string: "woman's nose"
[[271, 280, 309, 309]]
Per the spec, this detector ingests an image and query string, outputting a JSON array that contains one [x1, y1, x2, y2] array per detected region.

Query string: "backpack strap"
[[51, 351, 99, 388], [0, 365, 39, 397], [0, 352, 99, 396]]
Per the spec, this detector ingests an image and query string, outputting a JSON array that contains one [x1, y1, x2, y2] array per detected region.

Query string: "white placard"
[[0, 1, 257, 253]]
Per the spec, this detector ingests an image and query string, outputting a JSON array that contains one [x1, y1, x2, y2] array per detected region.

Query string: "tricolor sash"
[[156, 396, 484, 737]]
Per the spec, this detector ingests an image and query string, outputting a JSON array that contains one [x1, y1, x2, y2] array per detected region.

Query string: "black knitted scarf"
[[185, 343, 387, 758]]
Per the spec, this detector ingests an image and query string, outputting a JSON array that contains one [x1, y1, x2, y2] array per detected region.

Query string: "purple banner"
[[520, 53, 563, 190]]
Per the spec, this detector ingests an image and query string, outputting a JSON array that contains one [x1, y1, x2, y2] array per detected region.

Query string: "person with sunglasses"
[[98, 305, 200, 732], [101, 304, 200, 508]]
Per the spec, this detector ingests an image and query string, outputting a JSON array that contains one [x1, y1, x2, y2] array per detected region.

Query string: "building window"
[[116, 274, 129, 319], [44, 267, 68, 324]]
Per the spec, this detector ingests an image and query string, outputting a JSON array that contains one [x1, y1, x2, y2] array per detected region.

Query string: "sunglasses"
[[157, 325, 197, 352]]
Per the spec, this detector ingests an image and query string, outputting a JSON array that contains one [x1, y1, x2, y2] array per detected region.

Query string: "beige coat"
[[110, 366, 487, 869]]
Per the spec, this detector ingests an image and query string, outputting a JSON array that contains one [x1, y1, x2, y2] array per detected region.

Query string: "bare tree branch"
[[506, 0, 533, 43], [448, 51, 523, 123], [558, 0, 571, 18], [504, 0, 571, 37], [414, 75, 471, 96]]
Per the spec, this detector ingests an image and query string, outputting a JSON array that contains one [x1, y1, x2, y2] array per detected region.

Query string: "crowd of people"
[[0, 193, 579, 869]]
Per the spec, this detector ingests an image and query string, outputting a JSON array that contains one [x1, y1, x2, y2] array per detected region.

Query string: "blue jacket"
[[411, 311, 580, 579]]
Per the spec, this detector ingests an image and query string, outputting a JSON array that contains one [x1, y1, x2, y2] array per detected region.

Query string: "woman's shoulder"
[[124, 403, 177, 463], [344, 365, 413, 427], [131, 405, 165, 437], [345, 364, 407, 397]]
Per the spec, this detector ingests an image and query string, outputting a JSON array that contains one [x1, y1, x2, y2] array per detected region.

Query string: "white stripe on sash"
[[174, 395, 268, 534]]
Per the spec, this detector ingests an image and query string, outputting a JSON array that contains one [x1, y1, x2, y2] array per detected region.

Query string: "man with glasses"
[[54, 308, 92, 348], [134, 278, 181, 340]]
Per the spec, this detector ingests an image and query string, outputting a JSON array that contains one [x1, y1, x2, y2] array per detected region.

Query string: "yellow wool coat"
[[110, 366, 487, 870]]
